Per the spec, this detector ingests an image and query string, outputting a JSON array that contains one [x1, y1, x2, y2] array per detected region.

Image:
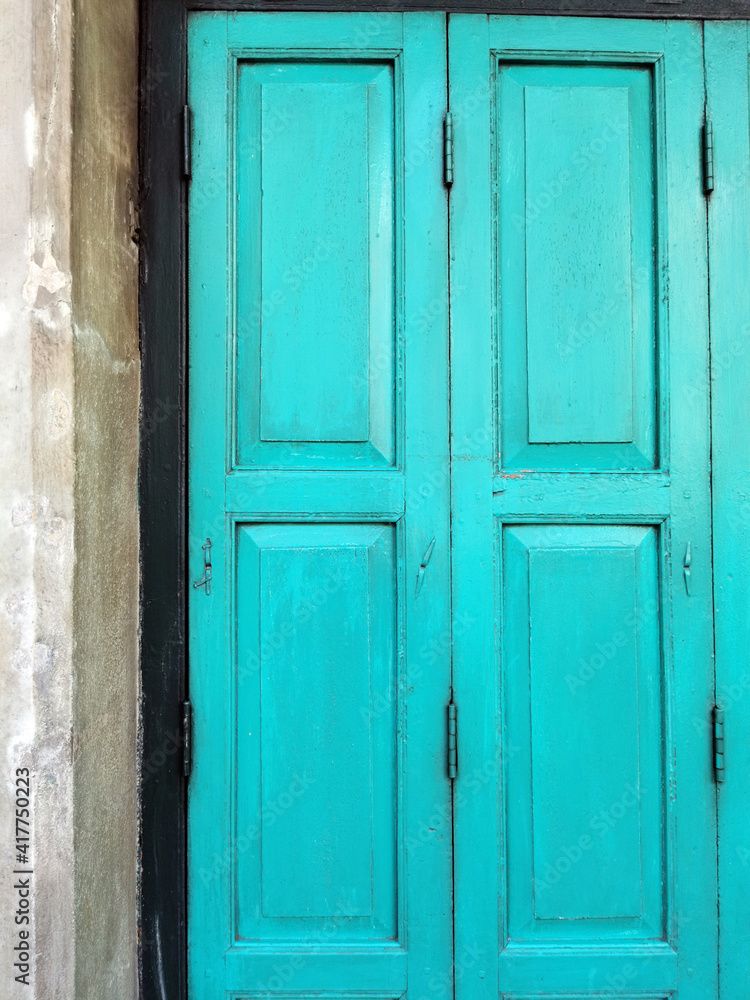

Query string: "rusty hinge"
[[444, 112, 454, 187], [713, 705, 725, 783], [447, 694, 457, 780], [183, 105, 192, 180], [703, 117, 714, 195], [183, 700, 193, 777]]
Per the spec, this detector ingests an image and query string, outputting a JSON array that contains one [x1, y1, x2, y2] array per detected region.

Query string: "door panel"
[[449, 15, 716, 1000], [188, 13, 451, 1000], [235, 58, 397, 466], [504, 525, 664, 939], [236, 524, 398, 937], [498, 62, 657, 468]]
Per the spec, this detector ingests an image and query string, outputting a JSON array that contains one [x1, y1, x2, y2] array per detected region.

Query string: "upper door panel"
[[498, 59, 658, 470], [235, 55, 399, 469]]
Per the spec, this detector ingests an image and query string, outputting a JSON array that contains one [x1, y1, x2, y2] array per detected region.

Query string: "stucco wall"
[[0, 0, 139, 996], [71, 0, 140, 996]]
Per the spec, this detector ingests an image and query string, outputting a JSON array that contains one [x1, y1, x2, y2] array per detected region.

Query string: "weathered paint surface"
[[187, 13, 453, 999], [1, 6, 749, 1000], [449, 17, 717, 1000], [0, 0, 139, 996], [186, 12, 750, 1000]]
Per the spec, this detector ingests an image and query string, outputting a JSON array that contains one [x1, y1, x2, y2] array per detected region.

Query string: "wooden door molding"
[[705, 23, 750, 999], [139, 1, 188, 997], [154, 0, 750, 16]]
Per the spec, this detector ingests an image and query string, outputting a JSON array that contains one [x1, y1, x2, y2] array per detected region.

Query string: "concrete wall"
[[0, 0, 139, 996], [71, 0, 140, 995]]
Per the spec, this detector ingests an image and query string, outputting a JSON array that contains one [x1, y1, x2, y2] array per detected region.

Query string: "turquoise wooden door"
[[449, 15, 718, 1000], [187, 12, 452, 1000], [188, 11, 723, 1000]]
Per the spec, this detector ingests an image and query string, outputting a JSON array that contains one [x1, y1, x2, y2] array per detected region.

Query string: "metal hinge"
[[713, 705, 725, 783], [703, 117, 714, 194], [183, 105, 192, 180], [447, 694, 457, 779], [444, 112, 454, 187], [193, 538, 212, 595], [183, 700, 193, 777]]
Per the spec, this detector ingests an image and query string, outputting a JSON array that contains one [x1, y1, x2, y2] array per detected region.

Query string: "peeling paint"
[[12, 495, 51, 526], [45, 388, 72, 438], [23, 247, 69, 306]]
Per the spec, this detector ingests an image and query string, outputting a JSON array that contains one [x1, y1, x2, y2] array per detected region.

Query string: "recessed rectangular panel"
[[503, 524, 665, 941], [497, 63, 658, 469], [236, 523, 398, 941], [259, 544, 373, 917], [529, 546, 640, 920], [258, 81, 369, 444], [235, 61, 398, 468], [525, 85, 633, 444]]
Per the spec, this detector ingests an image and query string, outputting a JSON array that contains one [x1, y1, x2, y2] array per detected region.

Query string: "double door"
[[187, 13, 736, 999]]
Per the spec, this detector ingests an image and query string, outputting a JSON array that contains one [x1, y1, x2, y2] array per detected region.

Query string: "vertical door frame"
[[705, 23, 750, 999], [139, 4, 749, 999]]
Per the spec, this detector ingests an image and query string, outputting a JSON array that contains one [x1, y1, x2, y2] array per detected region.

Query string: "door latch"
[[683, 541, 692, 596], [193, 538, 212, 595], [415, 537, 436, 598]]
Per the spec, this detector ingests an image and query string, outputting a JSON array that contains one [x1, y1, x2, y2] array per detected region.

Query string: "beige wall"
[[71, 0, 140, 995], [0, 0, 140, 996]]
